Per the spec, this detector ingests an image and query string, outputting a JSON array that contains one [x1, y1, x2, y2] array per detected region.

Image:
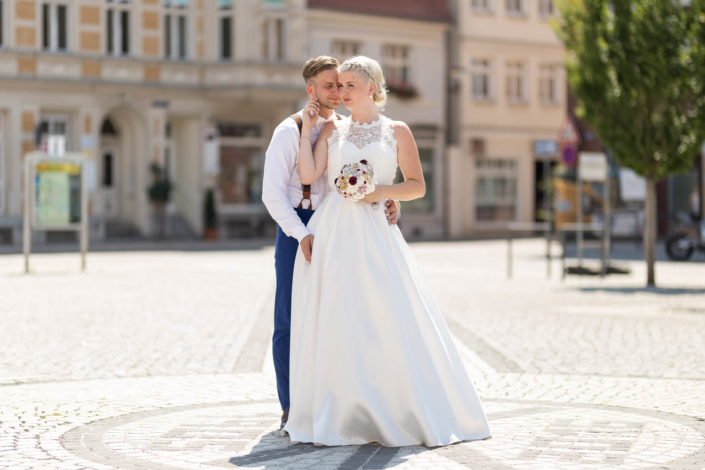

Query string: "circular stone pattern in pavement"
[[61, 399, 705, 470]]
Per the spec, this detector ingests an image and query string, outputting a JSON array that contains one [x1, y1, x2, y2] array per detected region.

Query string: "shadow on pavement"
[[558, 241, 705, 263], [221, 430, 409, 469], [0, 238, 277, 255], [576, 286, 705, 295]]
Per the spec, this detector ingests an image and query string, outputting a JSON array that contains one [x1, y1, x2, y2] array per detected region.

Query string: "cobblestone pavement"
[[1, 239, 705, 469]]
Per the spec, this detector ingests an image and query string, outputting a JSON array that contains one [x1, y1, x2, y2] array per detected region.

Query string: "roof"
[[307, 0, 452, 23]]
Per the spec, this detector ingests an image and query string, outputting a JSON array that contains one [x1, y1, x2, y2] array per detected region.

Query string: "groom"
[[262, 56, 400, 431]]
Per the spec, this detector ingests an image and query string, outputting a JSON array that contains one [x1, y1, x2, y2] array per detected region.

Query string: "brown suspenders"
[[290, 112, 342, 210]]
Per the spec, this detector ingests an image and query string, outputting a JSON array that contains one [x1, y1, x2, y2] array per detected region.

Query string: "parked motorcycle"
[[665, 211, 705, 261]]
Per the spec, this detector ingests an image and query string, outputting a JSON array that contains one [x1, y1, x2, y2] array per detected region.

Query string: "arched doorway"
[[98, 105, 149, 236], [99, 118, 119, 220]]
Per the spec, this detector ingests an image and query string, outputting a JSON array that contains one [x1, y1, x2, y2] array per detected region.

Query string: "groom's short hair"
[[302, 56, 340, 84]]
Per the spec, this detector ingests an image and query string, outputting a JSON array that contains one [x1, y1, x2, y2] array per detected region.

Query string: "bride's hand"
[[303, 99, 319, 128]]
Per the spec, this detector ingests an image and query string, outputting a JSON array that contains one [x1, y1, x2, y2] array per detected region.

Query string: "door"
[[101, 145, 118, 219]]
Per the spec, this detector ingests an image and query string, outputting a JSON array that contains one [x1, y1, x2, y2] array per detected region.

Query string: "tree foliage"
[[553, 0, 705, 179]]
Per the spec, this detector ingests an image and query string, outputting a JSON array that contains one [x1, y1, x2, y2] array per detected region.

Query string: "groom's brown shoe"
[[279, 408, 290, 437]]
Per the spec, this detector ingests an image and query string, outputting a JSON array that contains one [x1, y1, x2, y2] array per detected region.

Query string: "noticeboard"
[[34, 160, 83, 228], [24, 152, 89, 272]]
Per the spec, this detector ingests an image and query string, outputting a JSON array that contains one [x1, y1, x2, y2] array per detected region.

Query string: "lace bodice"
[[326, 115, 398, 191]]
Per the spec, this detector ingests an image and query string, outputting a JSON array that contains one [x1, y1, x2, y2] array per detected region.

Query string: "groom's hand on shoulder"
[[300, 234, 314, 263], [385, 200, 400, 225]]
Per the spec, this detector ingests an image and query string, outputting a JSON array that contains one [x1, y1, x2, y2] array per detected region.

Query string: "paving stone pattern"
[[1, 239, 705, 469]]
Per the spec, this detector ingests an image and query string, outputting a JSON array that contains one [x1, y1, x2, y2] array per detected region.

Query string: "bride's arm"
[[363, 122, 425, 202], [299, 120, 334, 185]]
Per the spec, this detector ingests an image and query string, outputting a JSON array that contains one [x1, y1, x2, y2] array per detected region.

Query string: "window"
[[506, 61, 527, 103], [539, 64, 560, 104], [106, 1, 131, 56], [262, 17, 285, 61], [102, 152, 114, 187], [475, 159, 518, 222], [0, 1, 5, 48], [539, 0, 554, 17], [37, 115, 71, 151], [382, 45, 410, 83], [42, 2, 69, 52], [217, 123, 261, 138], [471, 59, 493, 101], [472, 0, 494, 14], [164, 122, 176, 185], [219, 147, 264, 204], [217, 122, 264, 205], [331, 40, 359, 60], [219, 16, 232, 59], [164, 2, 188, 60], [506, 0, 526, 16], [218, 0, 233, 60]]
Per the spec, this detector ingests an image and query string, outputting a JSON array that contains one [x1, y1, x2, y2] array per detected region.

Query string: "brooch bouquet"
[[334, 159, 377, 202]]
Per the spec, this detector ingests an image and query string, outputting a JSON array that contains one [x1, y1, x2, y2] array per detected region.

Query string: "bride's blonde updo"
[[339, 56, 388, 109]]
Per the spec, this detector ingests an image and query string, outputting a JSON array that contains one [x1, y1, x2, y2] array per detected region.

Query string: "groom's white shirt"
[[262, 110, 339, 242]]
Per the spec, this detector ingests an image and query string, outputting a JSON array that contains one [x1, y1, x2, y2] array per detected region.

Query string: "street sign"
[[562, 145, 577, 166], [578, 152, 608, 182], [557, 116, 581, 146], [619, 168, 646, 201], [534, 140, 558, 156]]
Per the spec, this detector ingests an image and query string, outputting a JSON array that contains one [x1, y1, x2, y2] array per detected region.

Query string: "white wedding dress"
[[285, 115, 491, 447]]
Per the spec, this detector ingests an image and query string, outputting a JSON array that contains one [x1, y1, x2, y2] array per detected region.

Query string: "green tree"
[[553, 0, 705, 286]]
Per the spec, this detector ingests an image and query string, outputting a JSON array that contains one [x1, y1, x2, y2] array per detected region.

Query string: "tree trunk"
[[644, 177, 657, 287]]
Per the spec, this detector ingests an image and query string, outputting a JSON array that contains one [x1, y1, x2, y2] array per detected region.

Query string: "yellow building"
[[446, 0, 565, 237], [0, 0, 309, 242]]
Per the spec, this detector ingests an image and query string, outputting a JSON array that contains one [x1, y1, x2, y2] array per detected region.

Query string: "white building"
[[307, 0, 451, 239], [446, 0, 566, 236]]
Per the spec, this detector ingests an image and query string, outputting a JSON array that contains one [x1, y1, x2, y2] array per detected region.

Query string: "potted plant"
[[203, 188, 218, 240], [385, 80, 420, 100], [147, 163, 173, 239]]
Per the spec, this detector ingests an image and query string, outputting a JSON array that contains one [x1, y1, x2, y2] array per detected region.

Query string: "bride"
[[285, 56, 491, 447]]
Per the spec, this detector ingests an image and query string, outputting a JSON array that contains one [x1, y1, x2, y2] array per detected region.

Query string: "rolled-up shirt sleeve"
[[262, 123, 311, 243]]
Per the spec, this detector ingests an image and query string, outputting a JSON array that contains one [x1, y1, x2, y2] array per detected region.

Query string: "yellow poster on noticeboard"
[[34, 161, 82, 227]]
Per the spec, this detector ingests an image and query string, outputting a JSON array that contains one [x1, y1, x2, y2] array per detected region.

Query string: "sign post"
[[534, 140, 558, 278], [23, 152, 88, 273], [577, 152, 609, 272]]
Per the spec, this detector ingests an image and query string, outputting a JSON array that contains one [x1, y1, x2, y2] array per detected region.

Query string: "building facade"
[[0, 0, 570, 244], [446, 0, 565, 237], [307, 0, 451, 239], [0, 0, 309, 242]]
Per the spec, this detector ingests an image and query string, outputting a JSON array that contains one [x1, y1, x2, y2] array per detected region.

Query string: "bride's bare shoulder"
[[388, 119, 413, 142]]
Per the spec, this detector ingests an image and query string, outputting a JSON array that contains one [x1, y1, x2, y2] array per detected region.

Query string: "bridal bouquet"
[[334, 160, 377, 202]]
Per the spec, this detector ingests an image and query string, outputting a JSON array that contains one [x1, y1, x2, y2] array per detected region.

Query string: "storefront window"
[[475, 158, 517, 221], [218, 123, 261, 138], [218, 147, 263, 204]]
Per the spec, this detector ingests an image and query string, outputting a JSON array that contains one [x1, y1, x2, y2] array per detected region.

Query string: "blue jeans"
[[273, 208, 314, 411]]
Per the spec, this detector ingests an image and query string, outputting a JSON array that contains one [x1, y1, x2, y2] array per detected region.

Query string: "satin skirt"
[[285, 192, 491, 447]]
